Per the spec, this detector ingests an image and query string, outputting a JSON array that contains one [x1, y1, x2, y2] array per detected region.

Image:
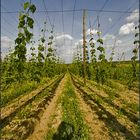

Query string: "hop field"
[[1, 0, 139, 140]]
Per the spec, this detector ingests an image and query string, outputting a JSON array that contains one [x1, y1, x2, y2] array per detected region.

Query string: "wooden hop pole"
[[83, 9, 86, 85]]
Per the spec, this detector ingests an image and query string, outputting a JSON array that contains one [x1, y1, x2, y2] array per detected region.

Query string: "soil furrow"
[[73, 82, 112, 140], [71, 75, 138, 140], [27, 74, 67, 140]]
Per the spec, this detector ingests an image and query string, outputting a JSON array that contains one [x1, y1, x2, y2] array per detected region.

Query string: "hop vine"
[[14, 1, 36, 82]]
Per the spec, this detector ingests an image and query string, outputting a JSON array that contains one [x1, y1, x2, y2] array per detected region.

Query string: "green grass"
[[45, 75, 89, 140], [16, 75, 63, 119], [1, 76, 59, 108], [60, 77, 89, 140], [1, 80, 39, 107]]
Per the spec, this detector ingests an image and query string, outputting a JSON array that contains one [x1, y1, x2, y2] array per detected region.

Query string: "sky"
[[1, 0, 139, 63]]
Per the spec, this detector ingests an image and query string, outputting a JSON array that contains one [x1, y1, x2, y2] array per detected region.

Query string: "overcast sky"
[[1, 0, 139, 63]]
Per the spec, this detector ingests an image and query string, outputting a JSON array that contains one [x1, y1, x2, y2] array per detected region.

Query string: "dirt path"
[[87, 78, 138, 104], [73, 83, 112, 140], [27, 74, 67, 140], [44, 102, 62, 139], [71, 75, 139, 140]]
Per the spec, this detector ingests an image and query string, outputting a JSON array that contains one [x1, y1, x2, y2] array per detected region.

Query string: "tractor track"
[[70, 74, 138, 140], [1, 74, 64, 130], [27, 74, 67, 140], [71, 74, 138, 124]]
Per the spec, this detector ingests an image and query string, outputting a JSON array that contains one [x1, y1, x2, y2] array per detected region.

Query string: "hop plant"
[[96, 16, 107, 84], [14, 1, 36, 83], [128, 24, 139, 89], [132, 24, 139, 78]]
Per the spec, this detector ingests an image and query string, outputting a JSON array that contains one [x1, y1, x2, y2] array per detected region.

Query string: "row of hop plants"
[[2, 1, 67, 91], [128, 24, 139, 89], [70, 18, 139, 87], [70, 17, 109, 85]]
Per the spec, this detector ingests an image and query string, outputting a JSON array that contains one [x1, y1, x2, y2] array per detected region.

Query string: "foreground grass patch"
[[58, 76, 89, 140], [45, 75, 89, 140]]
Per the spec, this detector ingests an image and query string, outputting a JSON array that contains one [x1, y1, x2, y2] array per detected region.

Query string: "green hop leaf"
[[135, 33, 139, 37], [19, 14, 26, 20], [15, 38, 22, 44], [18, 20, 25, 28], [131, 56, 137, 61], [133, 48, 138, 53], [49, 35, 54, 40], [134, 40, 140, 44], [38, 45, 44, 51], [24, 28, 33, 42], [89, 38, 93, 42], [97, 46, 105, 52], [41, 37, 45, 43], [98, 54, 105, 60], [90, 49, 96, 54], [48, 47, 53, 52], [97, 38, 103, 44], [24, 2, 30, 10], [48, 42, 52, 46], [27, 17, 34, 28], [29, 4, 36, 13]]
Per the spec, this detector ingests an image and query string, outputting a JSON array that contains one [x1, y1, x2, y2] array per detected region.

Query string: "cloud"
[[119, 22, 135, 35], [104, 41, 135, 61], [86, 28, 98, 36], [103, 34, 116, 41], [126, 9, 139, 23], [56, 34, 73, 40], [103, 34, 124, 51], [118, 9, 138, 37], [109, 18, 112, 23], [52, 33, 75, 63], [75, 38, 96, 47], [116, 40, 122, 45], [1, 36, 15, 59], [26, 33, 75, 63], [1, 36, 13, 48], [54, 34, 73, 47], [74, 39, 83, 46]]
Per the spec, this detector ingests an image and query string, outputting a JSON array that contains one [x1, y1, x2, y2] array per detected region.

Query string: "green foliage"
[[69, 18, 139, 90], [97, 38, 103, 44], [60, 76, 89, 139], [128, 24, 139, 89], [135, 32, 139, 37], [96, 24, 108, 84], [133, 40, 140, 44], [1, 80, 38, 107], [70, 45, 83, 77], [97, 46, 105, 53], [70, 21, 109, 85], [1, 1, 67, 106], [23, 2, 30, 10], [29, 4, 36, 13], [89, 35, 96, 63], [14, 2, 36, 83]]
